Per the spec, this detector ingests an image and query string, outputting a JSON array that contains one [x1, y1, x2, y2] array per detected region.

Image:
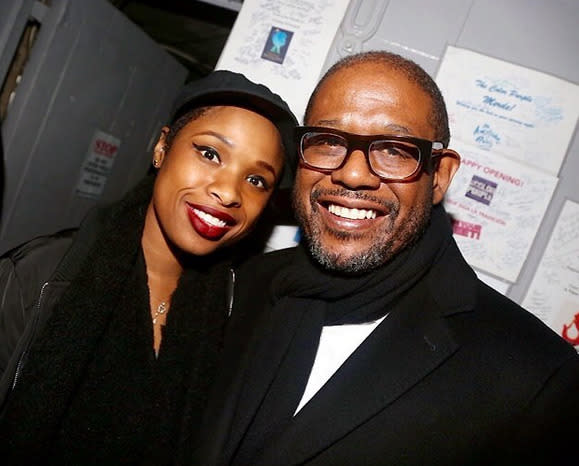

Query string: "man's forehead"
[[324, 61, 399, 85], [307, 62, 435, 135], [314, 65, 425, 107]]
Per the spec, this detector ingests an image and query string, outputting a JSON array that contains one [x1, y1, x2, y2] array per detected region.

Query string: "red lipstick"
[[186, 202, 236, 241]]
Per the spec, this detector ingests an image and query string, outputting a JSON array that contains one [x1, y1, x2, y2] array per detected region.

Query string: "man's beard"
[[293, 186, 433, 275]]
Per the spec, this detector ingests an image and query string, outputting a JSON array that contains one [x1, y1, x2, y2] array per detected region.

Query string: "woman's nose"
[[209, 176, 242, 207]]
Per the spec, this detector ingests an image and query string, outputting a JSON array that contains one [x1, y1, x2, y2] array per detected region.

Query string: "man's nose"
[[330, 149, 381, 190]]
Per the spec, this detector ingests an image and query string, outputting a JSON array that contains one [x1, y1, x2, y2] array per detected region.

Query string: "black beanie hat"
[[170, 70, 298, 189]]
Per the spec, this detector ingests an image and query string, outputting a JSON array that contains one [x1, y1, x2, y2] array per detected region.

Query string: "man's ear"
[[152, 126, 170, 168], [432, 149, 460, 205]]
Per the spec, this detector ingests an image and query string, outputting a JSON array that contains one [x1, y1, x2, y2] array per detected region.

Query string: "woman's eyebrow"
[[198, 130, 234, 147], [255, 160, 277, 177]]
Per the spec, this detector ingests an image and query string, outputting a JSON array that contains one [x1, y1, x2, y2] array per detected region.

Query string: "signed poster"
[[216, 0, 350, 121], [522, 200, 579, 350], [436, 46, 579, 175], [443, 141, 557, 283]]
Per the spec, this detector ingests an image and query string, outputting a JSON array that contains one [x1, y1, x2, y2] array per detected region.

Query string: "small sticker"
[[452, 219, 482, 240], [465, 175, 497, 206], [261, 26, 293, 64]]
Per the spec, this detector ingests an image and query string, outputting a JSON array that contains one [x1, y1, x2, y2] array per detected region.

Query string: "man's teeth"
[[328, 204, 377, 220], [194, 209, 227, 227]]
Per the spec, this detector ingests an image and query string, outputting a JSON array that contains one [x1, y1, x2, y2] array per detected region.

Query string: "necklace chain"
[[152, 301, 168, 324]]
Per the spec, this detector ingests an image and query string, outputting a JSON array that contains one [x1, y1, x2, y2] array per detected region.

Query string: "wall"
[[0, 0, 187, 253]]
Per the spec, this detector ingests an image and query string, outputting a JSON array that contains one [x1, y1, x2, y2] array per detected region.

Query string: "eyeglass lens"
[[301, 132, 422, 179]]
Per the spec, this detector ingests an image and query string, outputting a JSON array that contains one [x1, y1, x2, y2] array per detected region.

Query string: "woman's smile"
[[186, 202, 237, 241]]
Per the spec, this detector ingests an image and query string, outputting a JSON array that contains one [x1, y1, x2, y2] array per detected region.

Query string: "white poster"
[[75, 130, 121, 199], [264, 225, 300, 252], [475, 270, 511, 295], [216, 0, 351, 121], [444, 141, 558, 283], [523, 200, 579, 350], [436, 46, 579, 175]]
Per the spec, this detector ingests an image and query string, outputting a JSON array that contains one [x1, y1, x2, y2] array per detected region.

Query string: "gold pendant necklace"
[[152, 301, 168, 324]]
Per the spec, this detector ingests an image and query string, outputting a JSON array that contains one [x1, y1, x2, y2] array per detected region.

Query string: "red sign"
[[562, 312, 579, 346], [94, 139, 118, 157]]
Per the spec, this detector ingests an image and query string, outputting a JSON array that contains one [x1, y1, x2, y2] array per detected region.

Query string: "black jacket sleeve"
[[0, 232, 74, 377]]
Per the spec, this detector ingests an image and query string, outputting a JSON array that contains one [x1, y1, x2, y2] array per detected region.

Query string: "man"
[[195, 51, 579, 465]]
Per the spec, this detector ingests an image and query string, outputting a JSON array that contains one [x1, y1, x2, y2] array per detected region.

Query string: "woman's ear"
[[432, 149, 460, 205], [152, 126, 170, 168]]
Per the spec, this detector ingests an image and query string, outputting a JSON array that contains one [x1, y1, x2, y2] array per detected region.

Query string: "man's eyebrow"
[[381, 124, 412, 135], [314, 120, 412, 135], [198, 130, 234, 147], [316, 119, 342, 127]]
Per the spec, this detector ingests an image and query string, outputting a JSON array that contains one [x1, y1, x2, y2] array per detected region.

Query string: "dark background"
[[109, 0, 239, 81]]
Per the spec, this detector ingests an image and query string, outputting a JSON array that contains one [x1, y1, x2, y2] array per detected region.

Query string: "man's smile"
[[311, 188, 392, 228], [327, 204, 378, 220]]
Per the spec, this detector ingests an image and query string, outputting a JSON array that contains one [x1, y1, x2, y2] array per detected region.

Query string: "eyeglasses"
[[296, 126, 444, 181]]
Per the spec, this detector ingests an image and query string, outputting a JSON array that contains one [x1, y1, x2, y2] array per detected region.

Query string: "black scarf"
[[272, 203, 453, 324], [0, 176, 231, 465]]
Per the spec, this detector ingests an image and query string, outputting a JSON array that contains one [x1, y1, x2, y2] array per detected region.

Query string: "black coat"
[[0, 177, 232, 465], [0, 220, 96, 406], [195, 243, 579, 465]]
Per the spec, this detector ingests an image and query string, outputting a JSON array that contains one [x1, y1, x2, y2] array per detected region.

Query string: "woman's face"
[[148, 105, 284, 256]]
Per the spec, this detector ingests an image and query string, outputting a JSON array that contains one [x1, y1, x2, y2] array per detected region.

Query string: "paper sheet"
[[216, 0, 351, 121], [522, 200, 579, 349], [436, 46, 579, 175], [75, 130, 120, 200], [444, 141, 558, 283], [475, 270, 511, 295]]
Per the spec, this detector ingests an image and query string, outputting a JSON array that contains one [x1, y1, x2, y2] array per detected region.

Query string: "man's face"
[[293, 63, 441, 273]]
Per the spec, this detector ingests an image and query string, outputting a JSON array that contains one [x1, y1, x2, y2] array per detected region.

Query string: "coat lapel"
[[221, 296, 325, 464], [253, 280, 462, 465]]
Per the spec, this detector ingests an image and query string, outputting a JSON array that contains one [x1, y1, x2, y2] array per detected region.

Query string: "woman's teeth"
[[194, 208, 227, 227]]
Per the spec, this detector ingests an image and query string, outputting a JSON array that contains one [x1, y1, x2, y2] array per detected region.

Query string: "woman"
[[0, 70, 297, 464]]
